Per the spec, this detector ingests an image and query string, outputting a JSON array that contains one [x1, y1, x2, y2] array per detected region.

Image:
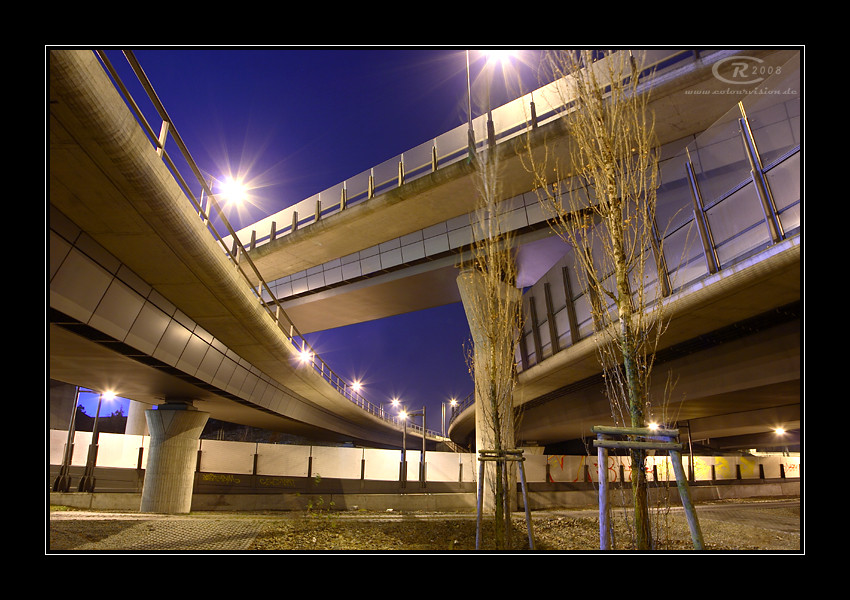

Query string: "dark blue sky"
[[80, 47, 550, 433]]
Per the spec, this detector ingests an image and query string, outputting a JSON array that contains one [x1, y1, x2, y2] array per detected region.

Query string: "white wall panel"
[[523, 454, 549, 483], [311, 446, 363, 479], [199, 439, 255, 475], [427, 452, 462, 482], [363, 448, 402, 481], [256, 444, 310, 477], [404, 450, 422, 481], [460, 453, 476, 483]]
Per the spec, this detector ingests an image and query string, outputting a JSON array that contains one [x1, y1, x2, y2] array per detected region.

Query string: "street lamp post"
[[77, 390, 115, 493], [400, 406, 427, 488], [52, 385, 82, 493], [466, 49, 513, 160], [485, 53, 496, 150], [465, 50, 497, 155], [466, 50, 475, 160]]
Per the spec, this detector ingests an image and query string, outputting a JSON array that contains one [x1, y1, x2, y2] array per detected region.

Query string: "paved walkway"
[[48, 498, 800, 552], [546, 498, 802, 535]]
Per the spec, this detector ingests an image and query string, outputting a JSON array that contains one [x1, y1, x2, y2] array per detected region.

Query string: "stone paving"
[[73, 517, 265, 551], [48, 511, 270, 551], [48, 498, 801, 552]]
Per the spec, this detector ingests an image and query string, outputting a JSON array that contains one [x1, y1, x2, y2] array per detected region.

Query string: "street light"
[[485, 49, 516, 64], [196, 171, 253, 238], [219, 175, 247, 207], [466, 50, 517, 158], [442, 397, 458, 437], [297, 340, 313, 365], [77, 390, 116, 493]]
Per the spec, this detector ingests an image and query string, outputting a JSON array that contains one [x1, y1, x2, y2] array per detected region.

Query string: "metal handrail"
[[93, 50, 442, 434]]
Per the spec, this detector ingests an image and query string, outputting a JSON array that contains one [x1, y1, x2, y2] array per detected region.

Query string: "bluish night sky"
[[77, 47, 551, 433]]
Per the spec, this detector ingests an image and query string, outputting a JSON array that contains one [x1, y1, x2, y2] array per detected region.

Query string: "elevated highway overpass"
[[48, 48, 801, 511], [49, 49, 420, 451], [223, 48, 799, 335], [213, 47, 801, 453]]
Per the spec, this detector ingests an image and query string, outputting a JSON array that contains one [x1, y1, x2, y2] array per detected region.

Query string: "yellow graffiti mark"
[[691, 457, 712, 480], [739, 456, 758, 478], [200, 473, 241, 484], [546, 455, 565, 482], [575, 455, 588, 482], [258, 477, 296, 488], [547, 455, 565, 469], [714, 457, 734, 479]]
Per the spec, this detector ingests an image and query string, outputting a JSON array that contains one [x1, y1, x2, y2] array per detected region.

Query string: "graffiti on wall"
[[545, 453, 800, 483]]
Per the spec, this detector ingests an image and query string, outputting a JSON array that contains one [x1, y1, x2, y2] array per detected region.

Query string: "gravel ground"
[[48, 498, 801, 553]]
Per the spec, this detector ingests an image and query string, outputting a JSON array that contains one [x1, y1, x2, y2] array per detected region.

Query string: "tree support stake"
[[475, 449, 534, 550], [592, 426, 704, 550]]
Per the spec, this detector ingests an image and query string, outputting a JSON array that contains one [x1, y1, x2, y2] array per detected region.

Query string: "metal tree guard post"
[[596, 431, 613, 550], [476, 449, 534, 550], [592, 425, 704, 550]]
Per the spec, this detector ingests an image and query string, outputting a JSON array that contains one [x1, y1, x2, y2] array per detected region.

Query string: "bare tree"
[[458, 142, 523, 550], [523, 49, 668, 550]]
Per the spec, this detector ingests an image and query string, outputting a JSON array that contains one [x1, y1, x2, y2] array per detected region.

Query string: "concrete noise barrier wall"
[[49, 430, 800, 484]]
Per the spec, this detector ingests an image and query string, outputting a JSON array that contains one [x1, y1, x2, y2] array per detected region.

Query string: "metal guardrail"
[[93, 49, 448, 438]]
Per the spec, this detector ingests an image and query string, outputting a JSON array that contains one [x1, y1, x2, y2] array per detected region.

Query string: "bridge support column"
[[125, 400, 149, 436], [457, 268, 519, 514], [140, 402, 208, 514]]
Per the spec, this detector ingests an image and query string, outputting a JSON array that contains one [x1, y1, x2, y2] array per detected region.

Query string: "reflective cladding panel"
[[49, 214, 299, 415], [88, 278, 145, 342]]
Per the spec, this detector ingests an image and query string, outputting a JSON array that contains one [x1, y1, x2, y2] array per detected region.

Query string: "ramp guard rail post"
[[475, 449, 534, 550], [592, 425, 704, 550]]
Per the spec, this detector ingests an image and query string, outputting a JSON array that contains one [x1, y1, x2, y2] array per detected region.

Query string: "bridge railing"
[[223, 49, 708, 253], [93, 50, 445, 439]]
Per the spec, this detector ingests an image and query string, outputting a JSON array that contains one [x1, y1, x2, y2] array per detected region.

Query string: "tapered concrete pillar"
[[140, 404, 208, 514], [457, 268, 520, 513], [125, 400, 149, 436]]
